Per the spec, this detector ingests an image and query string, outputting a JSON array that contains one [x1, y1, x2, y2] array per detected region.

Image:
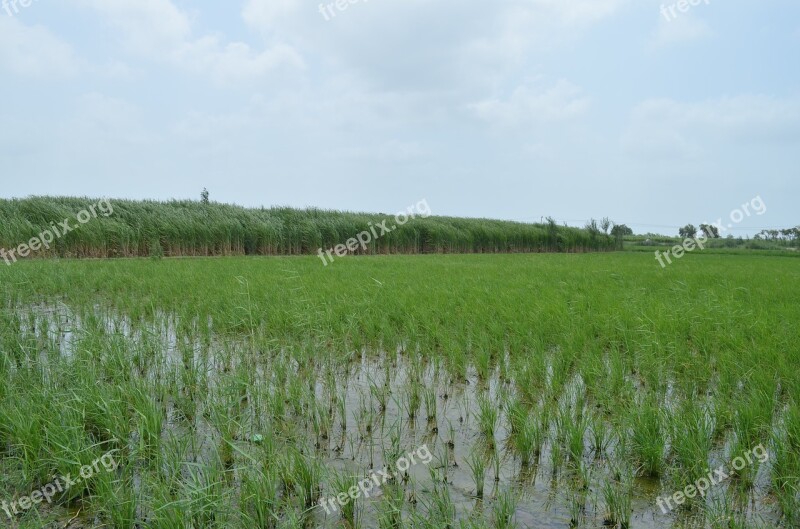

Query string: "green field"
[[0, 253, 798, 528]]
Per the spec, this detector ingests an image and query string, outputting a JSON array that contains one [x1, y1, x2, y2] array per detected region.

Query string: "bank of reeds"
[[0, 196, 616, 259]]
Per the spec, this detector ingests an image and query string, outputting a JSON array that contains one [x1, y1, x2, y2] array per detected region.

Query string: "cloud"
[[75, 0, 303, 82], [530, 0, 630, 25], [239, 0, 628, 94], [242, 0, 301, 29], [172, 38, 303, 83], [468, 78, 590, 128], [622, 95, 800, 159], [75, 0, 191, 53], [328, 139, 428, 163], [650, 14, 713, 48], [0, 17, 81, 77]]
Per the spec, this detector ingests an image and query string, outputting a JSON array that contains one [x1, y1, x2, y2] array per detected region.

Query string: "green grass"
[[0, 251, 797, 528]]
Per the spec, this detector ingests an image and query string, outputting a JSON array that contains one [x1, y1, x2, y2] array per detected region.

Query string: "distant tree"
[[699, 223, 720, 239], [600, 217, 611, 235], [610, 223, 631, 250], [201, 188, 210, 204], [679, 224, 697, 239], [611, 224, 633, 237], [780, 228, 798, 241]]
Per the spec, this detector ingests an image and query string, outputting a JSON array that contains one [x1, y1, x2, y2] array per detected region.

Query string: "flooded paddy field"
[[0, 253, 797, 528]]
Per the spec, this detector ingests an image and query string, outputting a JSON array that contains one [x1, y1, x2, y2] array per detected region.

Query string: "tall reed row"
[[0, 196, 616, 259]]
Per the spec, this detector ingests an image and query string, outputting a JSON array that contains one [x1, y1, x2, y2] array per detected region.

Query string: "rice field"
[[0, 252, 798, 528]]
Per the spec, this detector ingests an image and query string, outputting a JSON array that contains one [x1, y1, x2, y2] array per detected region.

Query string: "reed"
[[0, 196, 616, 260]]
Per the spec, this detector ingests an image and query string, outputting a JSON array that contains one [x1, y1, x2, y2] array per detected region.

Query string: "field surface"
[[0, 253, 798, 528]]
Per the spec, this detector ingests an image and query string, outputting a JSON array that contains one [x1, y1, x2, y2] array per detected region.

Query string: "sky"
[[0, 0, 798, 236]]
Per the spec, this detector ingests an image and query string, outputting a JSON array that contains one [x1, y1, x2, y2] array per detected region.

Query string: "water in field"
[[6, 302, 784, 529]]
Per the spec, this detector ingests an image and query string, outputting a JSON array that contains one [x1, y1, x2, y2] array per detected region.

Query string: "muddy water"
[[13, 303, 781, 529]]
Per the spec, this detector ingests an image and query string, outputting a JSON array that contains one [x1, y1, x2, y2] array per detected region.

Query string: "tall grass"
[[0, 196, 616, 259]]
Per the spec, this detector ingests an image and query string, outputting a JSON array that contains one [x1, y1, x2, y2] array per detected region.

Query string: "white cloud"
[[70, 92, 152, 144], [469, 78, 590, 127], [0, 18, 81, 77], [75, 0, 303, 82], [650, 15, 713, 48], [622, 95, 800, 158], [173, 37, 303, 84], [75, 0, 191, 54], [329, 139, 428, 163], [242, 0, 301, 29], [460, 0, 630, 79], [530, 0, 630, 25]]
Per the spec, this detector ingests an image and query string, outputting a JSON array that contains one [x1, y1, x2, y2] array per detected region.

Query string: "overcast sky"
[[0, 0, 797, 235]]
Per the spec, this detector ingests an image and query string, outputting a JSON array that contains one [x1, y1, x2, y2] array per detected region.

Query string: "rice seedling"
[[589, 411, 612, 454], [404, 379, 422, 420], [492, 487, 518, 529], [628, 400, 666, 478], [424, 386, 437, 424], [131, 384, 164, 461], [504, 396, 526, 438], [330, 471, 362, 529], [377, 481, 405, 529], [670, 401, 714, 488], [91, 467, 137, 529], [240, 464, 280, 529], [602, 466, 632, 529], [465, 450, 488, 499], [476, 393, 499, 444], [512, 413, 541, 468], [566, 461, 592, 528], [415, 482, 456, 529], [566, 412, 588, 464], [181, 458, 230, 527]]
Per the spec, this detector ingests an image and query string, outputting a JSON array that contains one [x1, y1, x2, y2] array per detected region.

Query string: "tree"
[[201, 188, 210, 204], [679, 224, 697, 239], [699, 224, 720, 239], [610, 223, 632, 250], [611, 224, 633, 237], [601, 217, 611, 235]]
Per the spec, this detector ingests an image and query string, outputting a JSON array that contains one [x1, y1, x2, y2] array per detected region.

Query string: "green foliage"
[[0, 196, 616, 259]]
